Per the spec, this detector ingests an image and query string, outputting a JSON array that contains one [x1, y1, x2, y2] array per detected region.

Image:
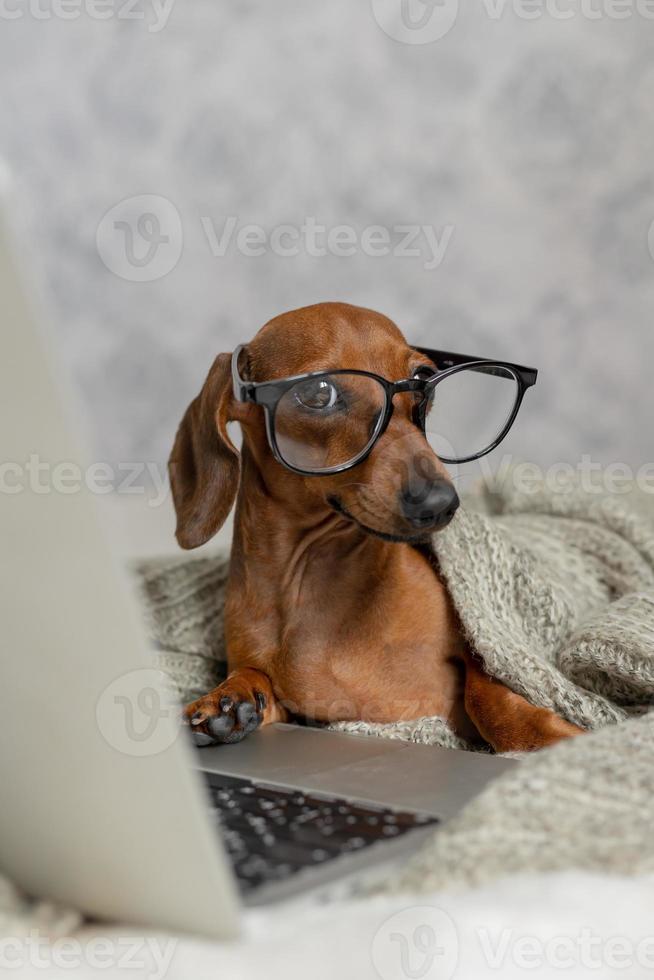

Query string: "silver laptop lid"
[[0, 176, 239, 939]]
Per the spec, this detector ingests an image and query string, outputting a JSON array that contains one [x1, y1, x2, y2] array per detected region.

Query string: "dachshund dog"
[[169, 302, 583, 753]]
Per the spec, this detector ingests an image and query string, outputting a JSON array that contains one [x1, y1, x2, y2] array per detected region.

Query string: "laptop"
[[0, 180, 514, 939]]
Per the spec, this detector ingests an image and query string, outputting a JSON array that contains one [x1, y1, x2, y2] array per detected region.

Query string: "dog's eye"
[[413, 364, 437, 381], [293, 378, 341, 412]]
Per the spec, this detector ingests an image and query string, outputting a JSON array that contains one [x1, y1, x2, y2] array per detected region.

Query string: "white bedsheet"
[[8, 871, 654, 980]]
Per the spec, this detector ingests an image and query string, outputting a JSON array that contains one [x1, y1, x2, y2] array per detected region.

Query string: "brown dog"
[[169, 302, 583, 753]]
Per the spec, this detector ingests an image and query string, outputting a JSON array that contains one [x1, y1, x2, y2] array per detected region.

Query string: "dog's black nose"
[[399, 479, 459, 530]]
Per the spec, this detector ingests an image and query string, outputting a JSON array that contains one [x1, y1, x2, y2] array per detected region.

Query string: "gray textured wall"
[[1, 1, 653, 485]]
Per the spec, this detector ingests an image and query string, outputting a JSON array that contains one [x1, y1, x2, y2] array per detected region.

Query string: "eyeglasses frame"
[[231, 344, 537, 476]]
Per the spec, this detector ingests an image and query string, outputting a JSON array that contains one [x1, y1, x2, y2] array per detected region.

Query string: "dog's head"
[[169, 302, 459, 548]]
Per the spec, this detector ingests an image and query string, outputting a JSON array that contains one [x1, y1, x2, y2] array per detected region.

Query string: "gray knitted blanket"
[[135, 473, 654, 886]]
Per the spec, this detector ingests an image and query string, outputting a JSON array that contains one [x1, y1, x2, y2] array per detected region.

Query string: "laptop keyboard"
[[204, 772, 439, 894]]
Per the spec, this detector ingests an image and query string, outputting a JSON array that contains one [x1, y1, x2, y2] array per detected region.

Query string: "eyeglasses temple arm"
[[414, 345, 537, 387]]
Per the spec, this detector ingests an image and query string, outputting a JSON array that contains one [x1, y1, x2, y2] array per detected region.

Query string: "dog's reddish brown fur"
[[170, 303, 583, 753]]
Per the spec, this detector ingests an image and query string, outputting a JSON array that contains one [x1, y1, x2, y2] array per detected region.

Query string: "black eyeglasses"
[[231, 345, 537, 476]]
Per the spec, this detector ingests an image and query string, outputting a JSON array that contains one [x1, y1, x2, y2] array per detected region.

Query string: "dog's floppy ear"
[[169, 353, 239, 549]]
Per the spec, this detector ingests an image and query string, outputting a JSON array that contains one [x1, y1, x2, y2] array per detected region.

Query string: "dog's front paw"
[[184, 682, 267, 746]]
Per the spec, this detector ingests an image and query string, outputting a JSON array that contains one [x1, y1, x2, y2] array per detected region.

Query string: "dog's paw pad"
[[190, 730, 215, 748], [236, 701, 256, 726], [184, 690, 264, 746]]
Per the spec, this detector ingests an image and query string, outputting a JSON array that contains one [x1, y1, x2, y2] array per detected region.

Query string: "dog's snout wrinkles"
[[399, 479, 459, 530]]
